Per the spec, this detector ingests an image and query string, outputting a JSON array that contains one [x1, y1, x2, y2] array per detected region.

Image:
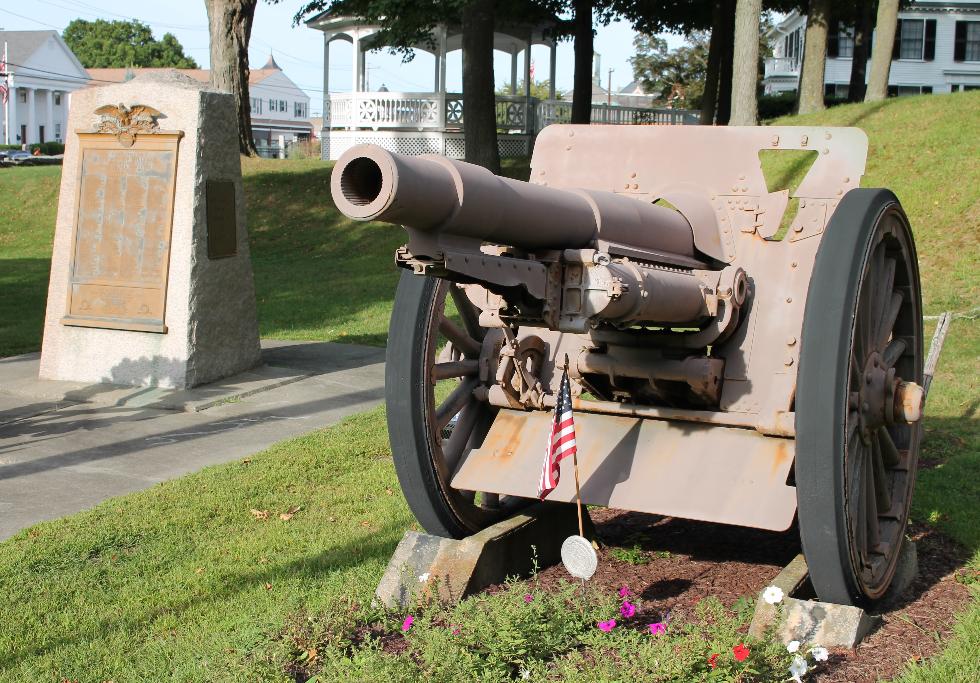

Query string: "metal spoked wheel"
[[386, 272, 524, 538], [797, 189, 923, 606]]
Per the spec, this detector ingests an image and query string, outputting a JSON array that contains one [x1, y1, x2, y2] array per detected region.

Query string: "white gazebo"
[[307, 13, 697, 160]]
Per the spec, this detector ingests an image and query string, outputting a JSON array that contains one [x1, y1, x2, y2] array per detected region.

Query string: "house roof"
[[85, 67, 281, 87], [0, 30, 89, 80]]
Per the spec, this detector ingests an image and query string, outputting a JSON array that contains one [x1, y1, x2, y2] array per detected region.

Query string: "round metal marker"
[[561, 534, 597, 580]]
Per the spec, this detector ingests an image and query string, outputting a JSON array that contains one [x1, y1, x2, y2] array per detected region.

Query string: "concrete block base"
[[749, 541, 918, 648], [375, 502, 593, 609]]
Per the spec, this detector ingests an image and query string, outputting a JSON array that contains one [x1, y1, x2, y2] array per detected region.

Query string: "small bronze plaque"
[[63, 131, 182, 333], [206, 180, 238, 259]]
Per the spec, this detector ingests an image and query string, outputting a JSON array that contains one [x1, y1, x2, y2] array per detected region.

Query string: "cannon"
[[330, 125, 925, 607]]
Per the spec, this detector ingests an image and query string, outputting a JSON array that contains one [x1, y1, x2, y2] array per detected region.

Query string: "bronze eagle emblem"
[[94, 103, 163, 146]]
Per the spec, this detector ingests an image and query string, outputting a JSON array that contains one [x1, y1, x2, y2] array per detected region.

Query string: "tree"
[[461, 0, 500, 172], [847, 0, 874, 102], [570, 0, 594, 123], [866, 0, 898, 101], [631, 33, 709, 108], [496, 79, 562, 99], [205, 0, 258, 156], [729, 0, 761, 125], [62, 19, 198, 68], [797, 0, 832, 113]]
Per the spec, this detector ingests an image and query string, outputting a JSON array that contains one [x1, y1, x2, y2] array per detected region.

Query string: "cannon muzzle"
[[331, 144, 698, 262]]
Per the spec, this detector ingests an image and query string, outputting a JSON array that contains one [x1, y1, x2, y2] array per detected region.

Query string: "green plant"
[[610, 544, 650, 565]]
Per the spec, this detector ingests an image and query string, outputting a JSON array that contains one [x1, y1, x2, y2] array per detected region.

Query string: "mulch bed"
[[520, 508, 974, 682]]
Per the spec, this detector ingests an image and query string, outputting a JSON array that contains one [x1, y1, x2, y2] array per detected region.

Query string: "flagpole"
[[2, 42, 8, 146], [564, 354, 585, 539]]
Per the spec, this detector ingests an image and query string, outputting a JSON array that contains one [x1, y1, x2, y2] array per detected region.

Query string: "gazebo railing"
[[325, 92, 699, 132]]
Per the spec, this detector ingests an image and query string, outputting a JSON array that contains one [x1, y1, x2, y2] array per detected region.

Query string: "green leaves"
[[62, 19, 199, 69]]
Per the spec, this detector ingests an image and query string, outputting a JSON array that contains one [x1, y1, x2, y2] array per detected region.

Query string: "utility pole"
[[2, 41, 9, 145], [607, 68, 613, 106]]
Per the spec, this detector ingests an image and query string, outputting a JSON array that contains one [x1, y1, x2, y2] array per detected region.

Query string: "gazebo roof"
[[305, 10, 561, 52]]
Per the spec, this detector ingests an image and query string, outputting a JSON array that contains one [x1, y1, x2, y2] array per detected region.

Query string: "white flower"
[[519, 667, 531, 680], [418, 572, 430, 583], [762, 585, 784, 605], [789, 655, 808, 682], [810, 646, 829, 662], [786, 640, 800, 653]]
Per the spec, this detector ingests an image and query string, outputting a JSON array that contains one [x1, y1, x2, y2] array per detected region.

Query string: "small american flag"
[[0, 45, 7, 105], [537, 366, 577, 499]]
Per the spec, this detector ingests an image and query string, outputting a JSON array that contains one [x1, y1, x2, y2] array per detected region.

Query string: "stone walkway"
[[0, 340, 386, 540]]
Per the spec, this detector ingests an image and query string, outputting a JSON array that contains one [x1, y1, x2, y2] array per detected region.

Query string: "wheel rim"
[[842, 210, 922, 599], [389, 275, 527, 537], [796, 190, 923, 606]]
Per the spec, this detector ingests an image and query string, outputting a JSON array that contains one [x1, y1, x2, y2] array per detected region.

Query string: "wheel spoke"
[[433, 359, 479, 380], [869, 245, 887, 333], [876, 290, 905, 350], [882, 338, 907, 368], [871, 437, 892, 514], [442, 400, 482, 474], [846, 438, 866, 562], [449, 284, 485, 342], [439, 315, 482, 358], [435, 377, 479, 430], [863, 448, 881, 555], [880, 427, 902, 467]]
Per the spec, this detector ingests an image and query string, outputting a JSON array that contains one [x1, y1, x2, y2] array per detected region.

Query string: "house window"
[[955, 21, 980, 62], [294, 102, 307, 118], [54, 92, 62, 105], [268, 98, 275, 111], [838, 27, 854, 58], [899, 19, 924, 59], [55, 123, 61, 140], [18, 90, 26, 103], [250, 97, 262, 115], [279, 99, 287, 112], [887, 85, 933, 97]]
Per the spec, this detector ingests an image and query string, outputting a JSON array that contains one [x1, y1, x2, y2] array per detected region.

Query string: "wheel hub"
[[858, 350, 923, 444]]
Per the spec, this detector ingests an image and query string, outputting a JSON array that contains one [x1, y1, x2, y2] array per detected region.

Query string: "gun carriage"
[[330, 125, 924, 607]]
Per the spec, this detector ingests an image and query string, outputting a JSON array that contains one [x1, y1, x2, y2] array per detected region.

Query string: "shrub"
[[28, 142, 66, 155]]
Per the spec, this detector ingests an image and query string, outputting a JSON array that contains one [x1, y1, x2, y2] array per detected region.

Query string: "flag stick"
[[564, 354, 585, 540]]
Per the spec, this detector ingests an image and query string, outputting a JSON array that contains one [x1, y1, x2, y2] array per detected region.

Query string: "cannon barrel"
[[330, 144, 698, 261]]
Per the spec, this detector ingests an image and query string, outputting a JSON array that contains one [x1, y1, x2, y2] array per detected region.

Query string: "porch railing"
[[764, 57, 802, 78], [325, 92, 699, 133]]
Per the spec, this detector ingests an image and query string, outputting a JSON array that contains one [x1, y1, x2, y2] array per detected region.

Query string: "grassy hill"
[[0, 92, 976, 681]]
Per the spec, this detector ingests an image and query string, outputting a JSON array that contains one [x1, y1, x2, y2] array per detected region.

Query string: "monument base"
[[748, 541, 918, 648], [375, 502, 594, 609]]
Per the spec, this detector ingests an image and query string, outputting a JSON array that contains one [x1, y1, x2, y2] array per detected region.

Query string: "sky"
[[0, 0, 686, 115]]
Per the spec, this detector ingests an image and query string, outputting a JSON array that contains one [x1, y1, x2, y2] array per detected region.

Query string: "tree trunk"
[[866, 0, 899, 102], [797, 0, 831, 114], [462, 0, 500, 173], [571, 0, 594, 124], [847, 0, 874, 102], [700, 1, 724, 125], [729, 0, 761, 125], [716, 0, 736, 125], [205, 0, 257, 156]]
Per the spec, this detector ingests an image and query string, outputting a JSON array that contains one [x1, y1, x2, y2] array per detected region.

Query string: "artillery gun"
[[330, 125, 925, 607]]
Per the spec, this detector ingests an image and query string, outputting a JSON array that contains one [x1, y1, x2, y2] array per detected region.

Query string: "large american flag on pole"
[[0, 44, 8, 105], [537, 367, 577, 499]]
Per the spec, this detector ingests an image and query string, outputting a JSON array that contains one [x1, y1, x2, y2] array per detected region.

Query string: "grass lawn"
[[0, 93, 977, 680]]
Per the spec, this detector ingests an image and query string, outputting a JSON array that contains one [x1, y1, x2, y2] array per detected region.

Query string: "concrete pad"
[[375, 502, 594, 609], [0, 340, 386, 540], [749, 545, 918, 648]]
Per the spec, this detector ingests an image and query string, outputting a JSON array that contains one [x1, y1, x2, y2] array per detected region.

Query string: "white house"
[[86, 55, 312, 151], [0, 30, 90, 146], [764, 2, 980, 96]]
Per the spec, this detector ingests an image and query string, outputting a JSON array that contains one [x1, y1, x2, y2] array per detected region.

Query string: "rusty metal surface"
[[452, 408, 798, 531], [62, 132, 181, 333]]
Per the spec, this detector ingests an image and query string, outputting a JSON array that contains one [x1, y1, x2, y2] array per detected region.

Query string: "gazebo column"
[[523, 38, 532, 133], [510, 49, 519, 95], [435, 27, 448, 129], [548, 43, 557, 100], [322, 33, 330, 128]]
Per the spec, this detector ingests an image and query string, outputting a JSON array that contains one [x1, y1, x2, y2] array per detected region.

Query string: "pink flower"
[[620, 601, 636, 618], [401, 615, 414, 632], [597, 619, 617, 632], [451, 626, 460, 635], [648, 622, 666, 636], [618, 585, 630, 598], [523, 593, 533, 603]]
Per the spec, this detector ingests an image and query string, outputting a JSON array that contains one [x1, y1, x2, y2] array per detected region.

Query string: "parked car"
[[7, 151, 33, 161]]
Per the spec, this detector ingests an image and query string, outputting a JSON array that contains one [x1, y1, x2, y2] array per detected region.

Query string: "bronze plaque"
[[206, 180, 238, 259], [63, 131, 182, 333]]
